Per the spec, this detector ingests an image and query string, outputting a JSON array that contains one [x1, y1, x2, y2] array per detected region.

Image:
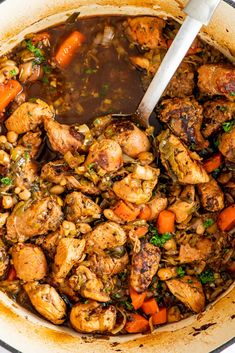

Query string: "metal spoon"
[[114, 0, 221, 128]]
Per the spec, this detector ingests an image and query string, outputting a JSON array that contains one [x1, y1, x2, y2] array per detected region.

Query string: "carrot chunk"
[[55, 31, 85, 68], [203, 153, 222, 173], [151, 307, 167, 325], [141, 298, 159, 315], [125, 313, 149, 333], [130, 287, 147, 310], [134, 226, 148, 238], [157, 210, 175, 234], [113, 200, 140, 222], [217, 204, 235, 231], [138, 204, 152, 221], [0, 80, 22, 112]]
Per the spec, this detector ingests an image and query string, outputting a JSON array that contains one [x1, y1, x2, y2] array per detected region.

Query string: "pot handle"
[[184, 0, 220, 24]]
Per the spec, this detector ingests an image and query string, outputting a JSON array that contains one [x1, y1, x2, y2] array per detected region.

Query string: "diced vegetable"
[[217, 204, 235, 231], [7, 266, 17, 281], [125, 313, 149, 333], [138, 204, 152, 220], [141, 298, 159, 315], [203, 153, 222, 173], [55, 31, 85, 68], [113, 200, 140, 221], [134, 226, 148, 238], [198, 269, 214, 284], [129, 287, 147, 310], [0, 80, 22, 112], [151, 307, 167, 325], [157, 210, 175, 234], [150, 231, 172, 247]]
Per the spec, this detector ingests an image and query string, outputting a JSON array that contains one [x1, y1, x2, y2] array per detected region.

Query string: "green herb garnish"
[[217, 106, 227, 113], [149, 225, 172, 247], [222, 120, 235, 132], [199, 269, 214, 284], [24, 151, 30, 161], [42, 76, 49, 84], [25, 39, 45, 65], [203, 219, 214, 228], [84, 68, 97, 74], [9, 69, 17, 77], [43, 65, 52, 74], [230, 91, 235, 97], [87, 162, 95, 170], [0, 177, 12, 185], [176, 266, 185, 278], [113, 293, 121, 299]]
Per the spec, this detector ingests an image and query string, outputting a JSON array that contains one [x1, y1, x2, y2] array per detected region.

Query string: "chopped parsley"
[[230, 91, 235, 97], [113, 293, 121, 299], [25, 39, 45, 65], [9, 69, 17, 77], [222, 120, 235, 132], [43, 65, 52, 74], [176, 266, 185, 278], [42, 76, 49, 84], [87, 162, 95, 170], [198, 269, 214, 284], [217, 105, 227, 113], [121, 301, 133, 311], [24, 151, 30, 161], [0, 177, 12, 185], [149, 225, 172, 247], [84, 68, 97, 74], [203, 218, 214, 228]]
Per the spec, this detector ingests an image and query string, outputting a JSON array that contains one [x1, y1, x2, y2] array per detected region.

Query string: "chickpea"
[[0, 212, 9, 228], [163, 238, 177, 251], [7, 131, 18, 144], [62, 220, 76, 236], [14, 187, 21, 194], [19, 189, 31, 201], [0, 150, 10, 166], [0, 136, 7, 144], [60, 178, 67, 186], [2, 195, 14, 209], [50, 185, 65, 195], [157, 267, 177, 281]]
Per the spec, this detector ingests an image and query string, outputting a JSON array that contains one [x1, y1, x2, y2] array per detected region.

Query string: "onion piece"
[[101, 26, 115, 46], [111, 306, 127, 334]]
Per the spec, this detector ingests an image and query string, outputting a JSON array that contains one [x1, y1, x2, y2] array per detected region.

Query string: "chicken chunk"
[[6, 197, 62, 243], [85, 221, 127, 252], [179, 238, 212, 263], [24, 282, 66, 324], [198, 64, 235, 101], [69, 265, 110, 302], [157, 130, 209, 184], [89, 252, 129, 276], [41, 228, 64, 258], [113, 165, 159, 204], [218, 125, 235, 163], [147, 196, 168, 221], [70, 301, 116, 333], [5, 100, 53, 134], [166, 276, 205, 313], [12, 244, 47, 282], [41, 160, 69, 184], [202, 100, 235, 138], [105, 121, 150, 158], [0, 243, 9, 278], [158, 97, 208, 150], [125, 17, 166, 49], [130, 242, 161, 293], [65, 192, 101, 223], [164, 62, 195, 98], [19, 131, 42, 158], [198, 177, 224, 212], [168, 186, 196, 223], [85, 139, 122, 173], [66, 175, 100, 195], [53, 238, 85, 281]]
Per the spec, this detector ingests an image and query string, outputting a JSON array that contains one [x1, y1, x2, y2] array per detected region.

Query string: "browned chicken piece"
[[198, 177, 224, 212], [19, 131, 42, 158], [157, 130, 209, 184], [130, 242, 161, 293], [89, 252, 129, 276], [179, 238, 212, 263], [202, 100, 235, 138], [14, 159, 38, 190], [70, 301, 116, 333], [113, 165, 160, 204], [158, 97, 208, 150], [169, 185, 196, 223], [5, 100, 53, 134], [85, 139, 123, 172], [24, 282, 66, 324], [66, 175, 100, 195], [198, 64, 235, 101], [41, 160, 69, 184], [105, 121, 150, 158], [69, 265, 110, 302], [44, 118, 91, 155], [147, 196, 168, 221], [85, 221, 127, 252], [218, 125, 235, 163], [125, 17, 166, 49], [164, 62, 195, 98], [53, 238, 85, 281], [0, 242, 9, 278], [41, 228, 64, 258], [12, 244, 47, 281], [166, 276, 205, 313], [6, 197, 62, 243], [65, 191, 101, 223]]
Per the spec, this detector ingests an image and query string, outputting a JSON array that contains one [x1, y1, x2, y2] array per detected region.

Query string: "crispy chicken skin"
[[157, 130, 209, 184], [218, 125, 235, 163], [89, 252, 129, 276], [70, 301, 116, 333], [198, 177, 224, 212], [53, 238, 85, 281], [6, 197, 63, 243], [130, 242, 161, 293], [198, 64, 235, 101], [166, 276, 205, 313], [158, 97, 208, 150], [125, 17, 166, 49], [105, 121, 150, 158], [65, 191, 101, 222], [202, 100, 235, 138], [24, 282, 66, 324], [12, 244, 47, 281], [179, 239, 212, 263], [5, 100, 53, 134]]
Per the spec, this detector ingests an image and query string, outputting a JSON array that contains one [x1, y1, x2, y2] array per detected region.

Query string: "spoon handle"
[[136, 0, 220, 127]]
